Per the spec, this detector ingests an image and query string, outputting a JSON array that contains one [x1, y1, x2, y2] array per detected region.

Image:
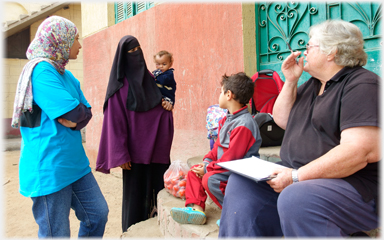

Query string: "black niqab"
[[103, 35, 162, 112]]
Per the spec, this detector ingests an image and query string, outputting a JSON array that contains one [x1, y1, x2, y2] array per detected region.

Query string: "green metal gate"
[[256, 2, 382, 85]]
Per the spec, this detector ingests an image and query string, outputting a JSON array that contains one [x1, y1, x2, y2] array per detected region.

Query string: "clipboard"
[[217, 156, 287, 182]]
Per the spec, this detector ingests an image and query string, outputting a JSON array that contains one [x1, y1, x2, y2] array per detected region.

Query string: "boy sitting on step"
[[170, 72, 262, 225]]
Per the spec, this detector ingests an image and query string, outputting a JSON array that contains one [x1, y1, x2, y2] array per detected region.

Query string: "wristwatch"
[[291, 169, 299, 183]]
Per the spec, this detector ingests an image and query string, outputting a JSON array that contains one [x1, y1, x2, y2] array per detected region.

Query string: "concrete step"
[[157, 188, 221, 238], [122, 150, 283, 239], [121, 217, 163, 238], [123, 156, 223, 239], [122, 187, 221, 239]]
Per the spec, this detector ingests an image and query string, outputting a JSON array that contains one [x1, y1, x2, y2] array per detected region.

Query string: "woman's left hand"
[[162, 99, 173, 111], [266, 168, 294, 193], [58, 118, 77, 128], [120, 162, 132, 170]]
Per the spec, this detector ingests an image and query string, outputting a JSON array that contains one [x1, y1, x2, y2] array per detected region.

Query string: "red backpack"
[[250, 69, 285, 147], [249, 69, 284, 114]]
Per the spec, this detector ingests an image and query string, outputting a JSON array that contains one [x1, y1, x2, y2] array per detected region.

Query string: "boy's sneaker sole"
[[170, 207, 207, 225]]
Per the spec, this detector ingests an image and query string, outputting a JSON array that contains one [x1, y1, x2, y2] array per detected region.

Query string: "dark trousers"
[[219, 173, 378, 237], [122, 162, 169, 232]]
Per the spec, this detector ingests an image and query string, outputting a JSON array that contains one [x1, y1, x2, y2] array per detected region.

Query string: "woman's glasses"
[[305, 43, 320, 51]]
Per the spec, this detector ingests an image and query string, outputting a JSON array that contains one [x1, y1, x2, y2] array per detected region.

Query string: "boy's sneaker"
[[170, 207, 206, 225]]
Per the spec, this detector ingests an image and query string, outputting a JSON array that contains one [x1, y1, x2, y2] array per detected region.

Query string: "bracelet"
[[292, 169, 299, 183]]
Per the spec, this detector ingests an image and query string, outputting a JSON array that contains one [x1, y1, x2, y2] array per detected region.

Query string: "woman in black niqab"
[[96, 35, 174, 232], [104, 35, 162, 112]]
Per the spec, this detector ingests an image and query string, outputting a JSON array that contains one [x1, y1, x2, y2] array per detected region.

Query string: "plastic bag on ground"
[[163, 160, 189, 200]]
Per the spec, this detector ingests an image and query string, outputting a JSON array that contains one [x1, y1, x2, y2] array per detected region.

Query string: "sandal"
[[170, 207, 206, 225]]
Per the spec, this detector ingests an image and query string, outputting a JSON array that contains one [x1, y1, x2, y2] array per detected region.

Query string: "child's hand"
[[191, 163, 205, 178], [162, 99, 173, 111]]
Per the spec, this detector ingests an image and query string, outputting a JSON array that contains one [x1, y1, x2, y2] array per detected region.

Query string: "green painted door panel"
[[256, 2, 382, 85]]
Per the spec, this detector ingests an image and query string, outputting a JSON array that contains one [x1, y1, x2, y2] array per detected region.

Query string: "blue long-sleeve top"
[[152, 68, 176, 105]]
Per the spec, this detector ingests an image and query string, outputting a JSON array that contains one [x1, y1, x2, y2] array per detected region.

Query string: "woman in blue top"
[[11, 16, 109, 238]]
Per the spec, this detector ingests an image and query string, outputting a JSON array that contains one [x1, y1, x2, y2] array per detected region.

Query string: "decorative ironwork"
[[346, 3, 381, 37], [259, 2, 313, 63], [257, 1, 382, 82]]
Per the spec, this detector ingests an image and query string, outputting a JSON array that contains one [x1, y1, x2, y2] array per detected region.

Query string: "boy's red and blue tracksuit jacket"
[[185, 106, 262, 209]]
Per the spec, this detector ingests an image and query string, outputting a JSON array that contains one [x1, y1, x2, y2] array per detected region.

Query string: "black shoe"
[[350, 231, 370, 237]]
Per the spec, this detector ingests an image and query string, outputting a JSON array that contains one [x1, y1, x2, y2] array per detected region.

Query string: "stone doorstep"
[[122, 188, 221, 239], [123, 151, 282, 239], [157, 189, 221, 238], [121, 217, 163, 238], [122, 155, 222, 239], [154, 155, 222, 238]]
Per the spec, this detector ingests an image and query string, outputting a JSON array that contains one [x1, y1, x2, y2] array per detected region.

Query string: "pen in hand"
[[259, 174, 278, 181], [287, 42, 298, 64]]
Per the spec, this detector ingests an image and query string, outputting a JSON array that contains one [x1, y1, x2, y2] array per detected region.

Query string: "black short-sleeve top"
[[280, 66, 380, 203]]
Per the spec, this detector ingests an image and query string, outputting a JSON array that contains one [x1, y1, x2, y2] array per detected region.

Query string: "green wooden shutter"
[[136, 2, 146, 14], [126, 2, 135, 18], [115, 2, 154, 23], [115, 2, 125, 24], [135, 2, 154, 14]]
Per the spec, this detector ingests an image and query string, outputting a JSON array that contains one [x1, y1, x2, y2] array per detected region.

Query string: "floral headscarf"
[[11, 16, 78, 128]]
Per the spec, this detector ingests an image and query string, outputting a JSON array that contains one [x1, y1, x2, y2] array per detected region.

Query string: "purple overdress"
[[96, 77, 174, 231], [96, 77, 173, 173]]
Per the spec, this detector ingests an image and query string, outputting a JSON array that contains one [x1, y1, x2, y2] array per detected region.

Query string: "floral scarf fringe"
[[11, 58, 58, 128]]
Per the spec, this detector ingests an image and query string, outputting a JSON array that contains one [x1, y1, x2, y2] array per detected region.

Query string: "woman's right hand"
[[120, 162, 132, 170], [162, 99, 173, 111], [58, 118, 77, 128], [281, 51, 304, 84]]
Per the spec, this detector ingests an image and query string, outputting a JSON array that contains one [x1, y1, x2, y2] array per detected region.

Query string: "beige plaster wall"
[[3, 59, 29, 119], [20, 2, 54, 14], [3, 2, 28, 22], [242, 3, 257, 77], [81, 2, 115, 38], [3, 3, 83, 119]]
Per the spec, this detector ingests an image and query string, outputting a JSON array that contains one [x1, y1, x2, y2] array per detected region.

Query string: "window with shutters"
[[115, 2, 155, 23]]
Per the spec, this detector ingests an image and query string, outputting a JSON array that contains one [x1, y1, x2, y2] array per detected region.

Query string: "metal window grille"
[[115, 2, 154, 24]]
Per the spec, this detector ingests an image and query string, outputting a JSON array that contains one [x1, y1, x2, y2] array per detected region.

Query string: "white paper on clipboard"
[[217, 156, 287, 182]]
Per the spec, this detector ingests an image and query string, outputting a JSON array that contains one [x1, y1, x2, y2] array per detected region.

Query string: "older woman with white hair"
[[219, 19, 379, 237]]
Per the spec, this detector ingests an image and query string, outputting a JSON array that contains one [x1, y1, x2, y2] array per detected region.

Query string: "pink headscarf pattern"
[[11, 16, 78, 128], [27, 16, 78, 73]]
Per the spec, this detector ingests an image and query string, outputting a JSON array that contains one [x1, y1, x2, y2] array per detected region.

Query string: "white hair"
[[309, 19, 367, 67]]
